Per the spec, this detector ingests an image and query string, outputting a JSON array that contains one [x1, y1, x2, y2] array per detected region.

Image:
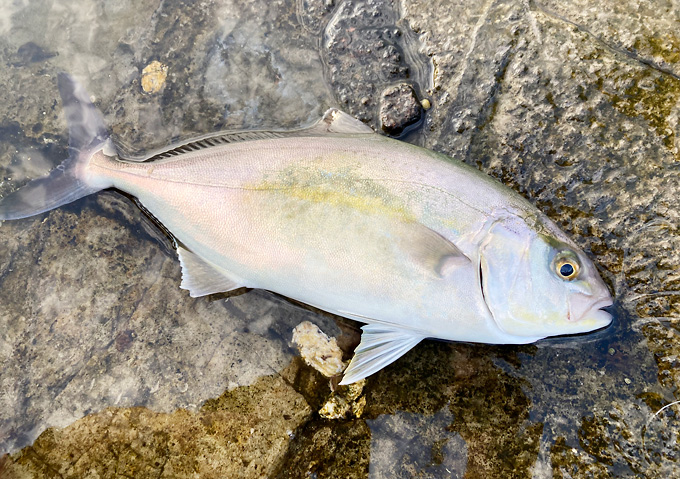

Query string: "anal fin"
[[339, 324, 426, 385], [177, 247, 243, 298]]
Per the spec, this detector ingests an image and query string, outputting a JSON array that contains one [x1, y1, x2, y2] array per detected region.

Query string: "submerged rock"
[[0, 374, 311, 479]]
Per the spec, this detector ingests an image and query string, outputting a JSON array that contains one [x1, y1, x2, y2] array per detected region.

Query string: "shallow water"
[[0, 0, 678, 477]]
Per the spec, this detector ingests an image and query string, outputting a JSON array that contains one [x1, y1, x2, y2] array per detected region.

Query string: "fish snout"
[[568, 293, 613, 331]]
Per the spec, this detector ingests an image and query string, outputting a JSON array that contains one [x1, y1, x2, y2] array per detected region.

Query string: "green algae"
[[548, 390, 680, 478], [634, 34, 680, 66], [579, 415, 616, 466], [550, 436, 610, 478], [641, 320, 680, 391], [604, 72, 680, 151], [274, 420, 371, 479]]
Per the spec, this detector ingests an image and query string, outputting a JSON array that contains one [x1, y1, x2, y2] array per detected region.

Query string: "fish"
[[0, 74, 613, 384]]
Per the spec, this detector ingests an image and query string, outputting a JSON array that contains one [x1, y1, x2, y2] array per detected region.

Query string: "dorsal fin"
[[118, 130, 286, 163], [117, 108, 373, 163], [308, 108, 375, 135]]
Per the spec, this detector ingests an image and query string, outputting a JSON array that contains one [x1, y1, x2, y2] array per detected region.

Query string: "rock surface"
[[0, 0, 679, 477]]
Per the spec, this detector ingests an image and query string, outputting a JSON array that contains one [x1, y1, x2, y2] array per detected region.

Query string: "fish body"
[[91, 134, 512, 344], [0, 75, 613, 383]]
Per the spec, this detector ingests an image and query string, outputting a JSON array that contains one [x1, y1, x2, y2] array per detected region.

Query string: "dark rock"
[[14, 42, 57, 65], [379, 83, 423, 136], [322, 0, 431, 129]]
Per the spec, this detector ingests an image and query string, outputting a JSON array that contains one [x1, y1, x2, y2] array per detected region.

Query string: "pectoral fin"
[[339, 324, 426, 385], [398, 223, 470, 277], [177, 247, 244, 297]]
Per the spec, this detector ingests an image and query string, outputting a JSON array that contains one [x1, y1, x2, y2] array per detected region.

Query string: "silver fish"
[[0, 75, 613, 384]]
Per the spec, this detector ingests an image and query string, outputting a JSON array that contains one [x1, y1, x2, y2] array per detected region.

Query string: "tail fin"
[[0, 73, 113, 220]]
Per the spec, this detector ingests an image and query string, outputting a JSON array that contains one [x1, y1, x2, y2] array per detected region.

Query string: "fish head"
[[478, 218, 613, 341]]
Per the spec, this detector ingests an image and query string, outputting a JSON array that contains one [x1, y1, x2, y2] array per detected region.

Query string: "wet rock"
[[0, 374, 312, 479], [274, 420, 371, 479], [549, 398, 680, 477], [379, 83, 423, 136], [367, 408, 467, 479], [364, 342, 543, 478], [536, 0, 680, 78], [642, 321, 680, 390], [1, 0, 680, 476], [322, 0, 431, 129], [296, 0, 337, 34]]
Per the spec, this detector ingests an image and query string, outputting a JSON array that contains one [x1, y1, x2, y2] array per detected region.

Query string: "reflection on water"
[[0, 0, 679, 477]]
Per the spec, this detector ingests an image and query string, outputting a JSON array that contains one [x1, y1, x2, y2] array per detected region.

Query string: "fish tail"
[[0, 73, 113, 221]]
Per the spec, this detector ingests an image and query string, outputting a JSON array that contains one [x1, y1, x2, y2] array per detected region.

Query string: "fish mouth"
[[591, 297, 614, 311], [574, 297, 614, 332]]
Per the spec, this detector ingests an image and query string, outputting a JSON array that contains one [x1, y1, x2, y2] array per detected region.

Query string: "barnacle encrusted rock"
[[379, 83, 423, 136], [292, 321, 345, 378], [319, 380, 367, 419]]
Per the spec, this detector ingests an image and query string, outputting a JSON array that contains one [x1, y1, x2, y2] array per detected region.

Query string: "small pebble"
[[141, 61, 168, 94], [420, 98, 431, 110], [379, 83, 423, 136]]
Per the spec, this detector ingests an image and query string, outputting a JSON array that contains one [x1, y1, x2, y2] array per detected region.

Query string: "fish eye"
[[555, 256, 580, 280]]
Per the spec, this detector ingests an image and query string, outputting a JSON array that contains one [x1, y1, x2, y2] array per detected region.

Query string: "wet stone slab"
[[0, 0, 679, 477]]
